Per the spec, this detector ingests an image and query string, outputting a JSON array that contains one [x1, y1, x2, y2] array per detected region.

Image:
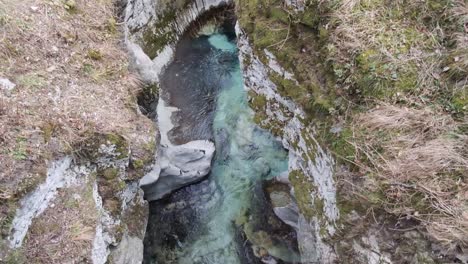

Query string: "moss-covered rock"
[[77, 133, 129, 163]]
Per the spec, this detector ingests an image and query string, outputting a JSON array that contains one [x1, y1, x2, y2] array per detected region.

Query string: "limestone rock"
[[236, 22, 338, 263], [0, 78, 16, 91], [140, 99, 215, 200]]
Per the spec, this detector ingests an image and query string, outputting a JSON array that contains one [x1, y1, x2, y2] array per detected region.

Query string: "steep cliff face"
[[237, 25, 339, 263], [235, 0, 467, 263]]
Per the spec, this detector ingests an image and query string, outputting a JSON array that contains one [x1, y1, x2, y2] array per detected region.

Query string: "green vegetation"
[[78, 133, 129, 161], [5, 249, 26, 264], [0, 0, 157, 261], [11, 138, 28, 161], [97, 167, 125, 216], [288, 170, 318, 221], [140, 8, 178, 59], [236, 0, 336, 116], [247, 90, 286, 137], [237, 0, 468, 256], [17, 73, 46, 89]]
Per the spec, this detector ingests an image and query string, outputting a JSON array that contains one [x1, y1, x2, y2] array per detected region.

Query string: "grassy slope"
[[236, 0, 467, 259], [0, 0, 155, 262]]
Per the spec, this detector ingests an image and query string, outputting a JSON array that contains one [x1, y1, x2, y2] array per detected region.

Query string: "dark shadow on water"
[[160, 10, 238, 145]]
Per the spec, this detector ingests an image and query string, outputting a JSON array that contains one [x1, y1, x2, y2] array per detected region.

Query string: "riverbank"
[[0, 0, 156, 262]]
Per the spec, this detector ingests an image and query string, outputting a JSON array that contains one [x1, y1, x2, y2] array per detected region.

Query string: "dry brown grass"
[[359, 105, 456, 139], [0, 0, 154, 260], [24, 183, 97, 263], [350, 104, 468, 252]]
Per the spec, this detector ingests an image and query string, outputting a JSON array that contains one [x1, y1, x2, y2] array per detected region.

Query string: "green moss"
[[104, 133, 129, 160], [140, 9, 178, 59], [237, 0, 337, 118], [96, 167, 124, 216], [451, 92, 467, 115], [288, 170, 317, 221], [41, 122, 57, 143], [100, 167, 119, 180], [132, 159, 145, 170], [129, 137, 156, 179], [352, 47, 421, 98], [106, 18, 117, 34], [248, 90, 267, 109], [329, 127, 356, 160], [318, 26, 329, 42], [0, 201, 17, 238], [64, 0, 77, 12], [289, 169, 329, 237], [247, 92, 286, 137], [269, 7, 289, 24], [123, 199, 148, 238], [299, 7, 319, 28], [5, 249, 26, 264], [77, 133, 129, 163], [252, 21, 289, 50], [356, 49, 379, 72]]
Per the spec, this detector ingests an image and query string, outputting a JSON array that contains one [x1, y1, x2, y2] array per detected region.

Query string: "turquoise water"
[[144, 32, 292, 263], [178, 34, 289, 263]]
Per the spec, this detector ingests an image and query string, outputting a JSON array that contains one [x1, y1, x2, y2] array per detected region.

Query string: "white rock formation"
[[0, 77, 16, 91], [352, 229, 393, 264], [9, 157, 76, 248], [8, 145, 147, 264], [141, 98, 215, 200], [125, 0, 233, 84], [284, 0, 306, 12]]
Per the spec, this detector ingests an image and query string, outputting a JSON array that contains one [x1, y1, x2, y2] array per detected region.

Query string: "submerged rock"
[[234, 181, 301, 264], [264, 179, 300, 231], [143, 179, 221, 263]]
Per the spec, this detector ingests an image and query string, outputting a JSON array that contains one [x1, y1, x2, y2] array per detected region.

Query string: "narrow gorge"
[[1, 0, 466, 263], [122, 1, 339, 262]]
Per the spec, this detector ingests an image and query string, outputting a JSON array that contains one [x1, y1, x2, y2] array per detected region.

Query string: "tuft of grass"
[[17, 73, 46, 89], [63, 0, 77, 13], [0, 12, 9, 27], [106, 18, 117, 34], [11, 137, 28, 160], [87, 49, 103, 61]]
